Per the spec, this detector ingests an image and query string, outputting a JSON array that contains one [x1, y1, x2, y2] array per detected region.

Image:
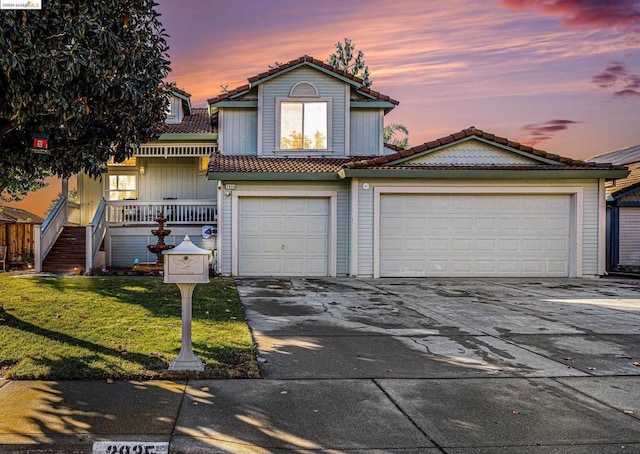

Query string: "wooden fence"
[[0, 222, 37, 268]]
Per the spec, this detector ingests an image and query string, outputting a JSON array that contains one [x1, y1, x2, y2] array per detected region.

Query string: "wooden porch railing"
[[106, 200, 217, 225]]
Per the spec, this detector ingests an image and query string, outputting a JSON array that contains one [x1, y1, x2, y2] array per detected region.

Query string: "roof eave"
[[339, 168, 630, 180], [249, 61, 363, 89], [207, 172, 342, 181]]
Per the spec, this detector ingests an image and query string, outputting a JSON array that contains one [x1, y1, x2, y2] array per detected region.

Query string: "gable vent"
[[290, 81, 319, 97]]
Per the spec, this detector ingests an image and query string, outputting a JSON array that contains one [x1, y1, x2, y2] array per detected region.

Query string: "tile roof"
[[160, 108, 213, 135], [208, 128, 626, 176], [207, 55, 399, 106], [343, 127, 621, 169], [209, 154, 364, 174], [588, 144, 640, 166]]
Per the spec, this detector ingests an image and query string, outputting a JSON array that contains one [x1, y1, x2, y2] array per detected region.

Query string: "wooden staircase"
[[42, 226, 86, 274]]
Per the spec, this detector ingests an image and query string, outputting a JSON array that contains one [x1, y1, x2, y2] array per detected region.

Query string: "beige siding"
[[77, 172, 104, 225], [220, 108, 258, 154], [137, 158, 197, 200], [350, 109, 382, 155]]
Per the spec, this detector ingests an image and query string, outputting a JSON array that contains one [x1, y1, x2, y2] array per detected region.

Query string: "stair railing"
[[86, 199, 107, 273], [34, 195, 68, 272]]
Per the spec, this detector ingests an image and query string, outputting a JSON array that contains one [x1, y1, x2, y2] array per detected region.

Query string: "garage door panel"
[[239, 216, 262, 234], [307, 238, 328, 254], [523, 239, 543, 251], [238, 197, 329, 276], [239, 237, 261, 253], [380, 194, 571, 277], [261, 217, 284, 233], [261, 238, 284, 253], [307, 217, 330, 234]]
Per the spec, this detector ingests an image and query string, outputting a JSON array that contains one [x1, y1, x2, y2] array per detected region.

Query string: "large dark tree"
[[0, 1, 171, 200]]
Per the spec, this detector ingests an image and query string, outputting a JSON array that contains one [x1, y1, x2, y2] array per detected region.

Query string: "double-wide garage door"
[[238, 197, 329, 276], [380, 194, 571, 277]]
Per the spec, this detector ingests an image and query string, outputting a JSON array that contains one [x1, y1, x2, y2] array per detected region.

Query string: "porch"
[[36, 197, 217, 273]]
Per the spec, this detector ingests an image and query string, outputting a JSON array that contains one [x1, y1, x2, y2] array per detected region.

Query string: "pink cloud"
[[502, 0, 640, 32]]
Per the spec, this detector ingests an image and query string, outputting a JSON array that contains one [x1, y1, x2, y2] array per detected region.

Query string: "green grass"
[[0, 274, 259, 380]]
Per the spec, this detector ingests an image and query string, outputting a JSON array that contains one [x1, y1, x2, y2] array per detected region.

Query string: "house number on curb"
[[92, 441, 169, 454]]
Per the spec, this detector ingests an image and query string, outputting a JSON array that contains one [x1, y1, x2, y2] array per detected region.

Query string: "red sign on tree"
[[32, 133, 48, 149]]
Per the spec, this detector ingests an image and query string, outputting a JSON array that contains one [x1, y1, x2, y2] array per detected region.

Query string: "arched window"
[[289, 81, 319, 98]]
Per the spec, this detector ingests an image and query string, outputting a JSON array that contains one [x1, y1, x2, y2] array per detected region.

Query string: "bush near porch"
[[0, 275, 259, 380]]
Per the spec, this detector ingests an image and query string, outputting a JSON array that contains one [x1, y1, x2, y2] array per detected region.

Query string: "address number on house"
[[92, 441, 169, 454]]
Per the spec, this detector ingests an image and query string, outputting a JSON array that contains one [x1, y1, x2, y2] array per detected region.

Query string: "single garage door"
[[618, 207, 640, 266], [380, 194, 571, 277], [238, 197, 329, 276]]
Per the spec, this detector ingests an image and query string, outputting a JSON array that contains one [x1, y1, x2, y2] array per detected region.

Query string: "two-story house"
[[35, 56, 627, 277], [208, 55, 627, 278]]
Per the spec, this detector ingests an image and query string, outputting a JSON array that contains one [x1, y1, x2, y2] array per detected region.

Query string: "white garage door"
[[380, 194, 571, 277], [238, 197, 329, 276]]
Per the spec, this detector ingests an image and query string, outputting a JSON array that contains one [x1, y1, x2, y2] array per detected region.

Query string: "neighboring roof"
[[207, 55, 399, 108], [344, 128, 602, 169], [607, 162, 640, 198], [588, 144, 640, 166], [170, 87, 192, 99], [160, 108, 213, 135], [0, 205, 43, 224]]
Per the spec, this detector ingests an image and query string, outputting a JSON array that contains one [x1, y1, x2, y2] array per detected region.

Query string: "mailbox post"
[[163, 235, 212, 371]]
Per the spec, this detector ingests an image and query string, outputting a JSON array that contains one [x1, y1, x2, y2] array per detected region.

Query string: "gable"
[[404, 139, 540, 166], [207, 55, 399, 109]]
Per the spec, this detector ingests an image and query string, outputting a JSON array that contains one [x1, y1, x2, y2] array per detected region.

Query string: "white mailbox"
[[163, 235, 212, 371], [163, 235, 211, 284]]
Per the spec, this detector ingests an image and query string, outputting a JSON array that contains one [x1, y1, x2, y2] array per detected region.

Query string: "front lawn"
[[0, 274, 259, 380]]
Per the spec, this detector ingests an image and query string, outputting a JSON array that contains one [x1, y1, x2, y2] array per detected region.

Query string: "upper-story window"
[[277, 81, 330, 151]]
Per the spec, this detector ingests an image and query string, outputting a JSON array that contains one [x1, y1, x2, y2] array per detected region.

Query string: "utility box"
[[163, 235, 211, 284]]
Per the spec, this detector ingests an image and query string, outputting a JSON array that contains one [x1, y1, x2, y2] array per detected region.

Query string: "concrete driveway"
[[232, 277, 640, 452]]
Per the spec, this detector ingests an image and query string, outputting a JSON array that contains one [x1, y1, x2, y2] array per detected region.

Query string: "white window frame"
[[275, 97, 332, 152], [106, 172, 138, 201]]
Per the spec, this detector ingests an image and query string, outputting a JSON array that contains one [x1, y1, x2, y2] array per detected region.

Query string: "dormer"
[[207, 56, 398, 158], [165, 87, 192, 124]]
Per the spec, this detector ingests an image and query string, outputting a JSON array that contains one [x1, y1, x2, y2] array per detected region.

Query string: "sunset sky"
[[8, 0, 640, 216]]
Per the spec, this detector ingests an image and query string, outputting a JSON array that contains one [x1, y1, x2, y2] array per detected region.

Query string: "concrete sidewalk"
[[1, 277, 639, 453]]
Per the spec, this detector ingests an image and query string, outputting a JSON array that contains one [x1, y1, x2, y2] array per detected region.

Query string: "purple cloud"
[[615, 89, 640, 97], [591, 62, 640, 98], [591, 62, 628, 88], [502, 0, 640, 33], [521, 119, 583, 145]]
